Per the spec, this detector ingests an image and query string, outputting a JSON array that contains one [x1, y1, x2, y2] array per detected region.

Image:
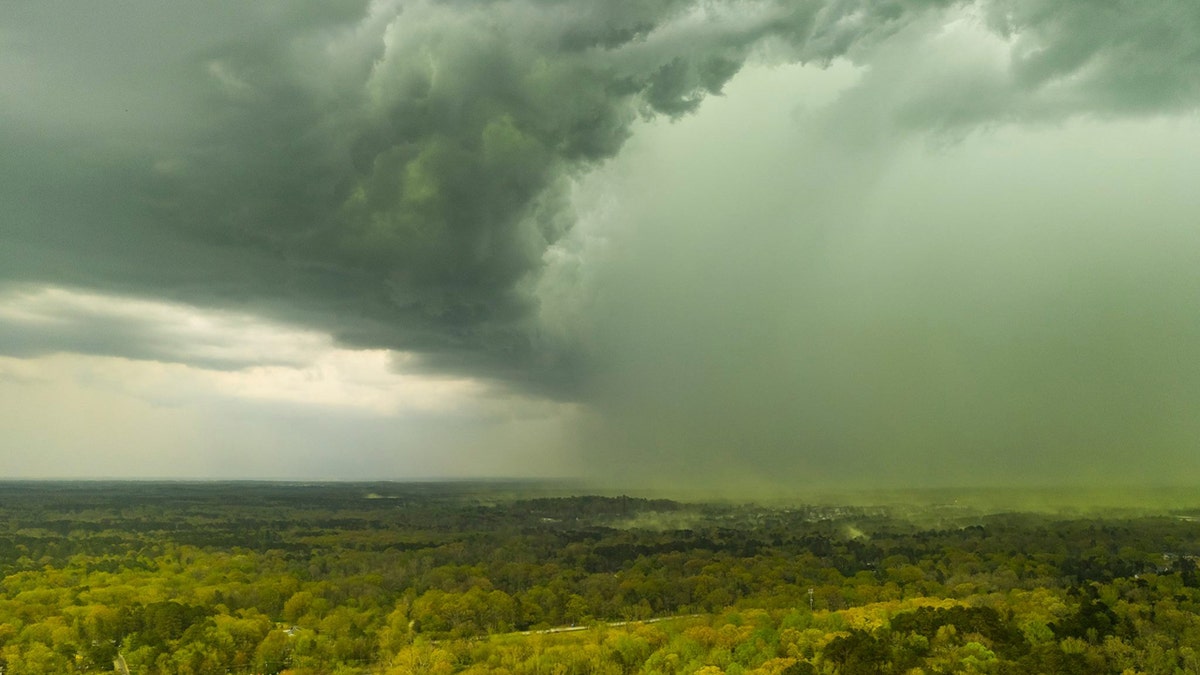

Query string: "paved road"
[[515, 614, 701, 636]]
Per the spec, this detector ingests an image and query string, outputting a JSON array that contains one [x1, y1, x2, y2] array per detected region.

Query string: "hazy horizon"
[[2, 477, 1199, 514]]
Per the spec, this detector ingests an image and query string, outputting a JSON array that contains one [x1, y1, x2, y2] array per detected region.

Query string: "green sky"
[[2, 0, 1199, 489]]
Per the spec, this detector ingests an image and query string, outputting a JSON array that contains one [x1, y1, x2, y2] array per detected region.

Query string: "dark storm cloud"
[[1, 0, 947, 386], [873, 0, 1200, 131], [2, 0, 1199, 393], [996, 0, 1200, 113]]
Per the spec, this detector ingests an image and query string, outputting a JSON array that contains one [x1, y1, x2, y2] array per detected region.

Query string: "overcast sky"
[[3, 0, 1200, 490]]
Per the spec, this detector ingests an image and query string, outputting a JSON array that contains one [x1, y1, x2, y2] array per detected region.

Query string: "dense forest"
[[1, 481, 1199, 674]]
